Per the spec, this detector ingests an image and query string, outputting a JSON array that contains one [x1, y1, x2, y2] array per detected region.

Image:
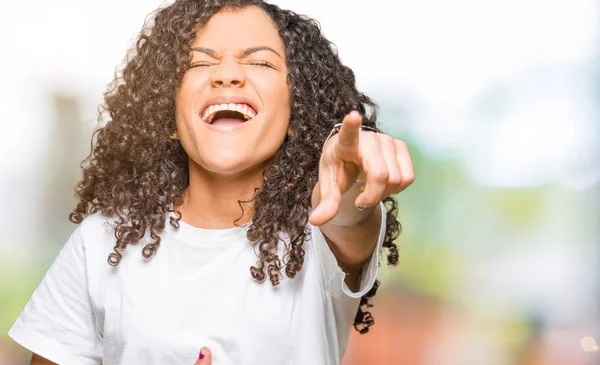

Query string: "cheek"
[[177, 73, 208, 110], [175, 75, 208, 132], [267, 77, 291, 117], [255, 77, 291, 153], [252, 71, 289, 106], [175, 85, 193, 120]]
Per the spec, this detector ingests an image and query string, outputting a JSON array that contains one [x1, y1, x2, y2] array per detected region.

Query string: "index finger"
[[337, 111, 362, 150]]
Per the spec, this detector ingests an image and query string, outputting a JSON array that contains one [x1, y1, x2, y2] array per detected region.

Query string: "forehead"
[[192, 6, 284, 52]]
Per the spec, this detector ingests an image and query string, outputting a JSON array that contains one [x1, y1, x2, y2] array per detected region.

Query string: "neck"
[[176, 159, 269, 229]]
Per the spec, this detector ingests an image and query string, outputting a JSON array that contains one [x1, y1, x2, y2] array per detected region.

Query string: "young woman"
[[9, 1, 413, 364]]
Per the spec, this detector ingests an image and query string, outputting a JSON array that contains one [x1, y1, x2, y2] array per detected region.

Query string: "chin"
[[194, 150, 270, 177], [186, 130, 284, 176], [198, 156, 249, 175]]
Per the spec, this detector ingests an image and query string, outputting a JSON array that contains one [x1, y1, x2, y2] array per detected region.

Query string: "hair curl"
[[69, 0, 402, 334]]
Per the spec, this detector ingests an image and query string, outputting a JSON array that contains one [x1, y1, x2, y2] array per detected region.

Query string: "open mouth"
[[201, 103, 257, 124]]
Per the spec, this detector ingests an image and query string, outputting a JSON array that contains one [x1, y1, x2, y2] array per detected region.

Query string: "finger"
[[194, 347, 212, 365], [355, 136, 389, 208], [309, 167, 342, 226], [336, 111, 362, 159], [395, 140, 415, 191], [380, 134, 404, 195]]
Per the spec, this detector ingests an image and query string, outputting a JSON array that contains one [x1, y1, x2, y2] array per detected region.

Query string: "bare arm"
[[309, 112, 414, 291], [312, 182, 382, 291]]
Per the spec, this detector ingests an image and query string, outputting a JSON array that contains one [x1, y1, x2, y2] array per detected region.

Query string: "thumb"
[[309, 171, 342, 226], [194, 347, 212, 365]]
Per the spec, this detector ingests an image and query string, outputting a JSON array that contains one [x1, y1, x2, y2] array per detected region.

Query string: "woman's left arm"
[[309, 111, 414, 290]]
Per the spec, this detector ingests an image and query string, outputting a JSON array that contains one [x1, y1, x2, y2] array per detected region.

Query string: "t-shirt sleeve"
[[8, 225, 102, 365], [310, 201, 387, 299]]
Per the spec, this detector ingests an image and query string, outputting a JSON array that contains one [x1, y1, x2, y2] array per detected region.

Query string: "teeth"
[[202, 103, 257, 124]]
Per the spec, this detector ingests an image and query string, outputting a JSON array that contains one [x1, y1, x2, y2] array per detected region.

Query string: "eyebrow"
[[191, 46, 282, 59]]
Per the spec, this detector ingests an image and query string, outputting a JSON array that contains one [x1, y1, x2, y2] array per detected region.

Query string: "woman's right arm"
[[8, 224, 103, 364], [31, 353, 58, 365]]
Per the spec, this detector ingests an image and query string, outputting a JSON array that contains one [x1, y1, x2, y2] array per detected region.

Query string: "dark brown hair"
[[70, 0, 401, 334]]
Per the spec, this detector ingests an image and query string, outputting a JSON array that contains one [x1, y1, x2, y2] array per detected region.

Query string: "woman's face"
[[175, 6, 290, 177]]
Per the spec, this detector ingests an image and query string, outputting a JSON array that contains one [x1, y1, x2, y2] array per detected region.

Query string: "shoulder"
[[69, 212, 120, 258], [77, 212, 117, 241], [74, 212, 170, 260]]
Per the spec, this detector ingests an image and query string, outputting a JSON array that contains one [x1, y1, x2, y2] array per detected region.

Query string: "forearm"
[[311, 182, 382, 275]]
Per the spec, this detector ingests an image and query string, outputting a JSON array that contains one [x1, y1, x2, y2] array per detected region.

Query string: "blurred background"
[[0, 0, 598, 364]]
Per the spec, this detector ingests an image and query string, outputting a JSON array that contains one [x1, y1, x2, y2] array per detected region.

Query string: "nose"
[[210, 60, 246, 88]]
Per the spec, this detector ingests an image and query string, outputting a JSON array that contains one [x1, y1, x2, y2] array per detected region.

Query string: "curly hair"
[[69, 0, 401, 334]]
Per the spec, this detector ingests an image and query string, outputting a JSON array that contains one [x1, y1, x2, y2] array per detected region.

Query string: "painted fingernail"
[[357, 205, 369, 211], [198, 348, 205, 360]]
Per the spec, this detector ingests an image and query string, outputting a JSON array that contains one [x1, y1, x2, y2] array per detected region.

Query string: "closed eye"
[[188, 61, 214, 69], [247, 61, 277, 69]]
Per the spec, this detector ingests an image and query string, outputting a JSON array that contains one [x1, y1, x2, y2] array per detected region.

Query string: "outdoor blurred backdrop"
[[1, 0, 598, 364]]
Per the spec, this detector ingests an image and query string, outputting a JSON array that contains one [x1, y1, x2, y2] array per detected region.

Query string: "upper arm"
[[8, 225, 103, 365]]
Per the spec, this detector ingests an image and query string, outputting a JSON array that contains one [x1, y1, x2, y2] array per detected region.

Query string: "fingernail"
[[357, 205, 369, 211], [198, 348, 205, 360], [349, 110, 360, 116]]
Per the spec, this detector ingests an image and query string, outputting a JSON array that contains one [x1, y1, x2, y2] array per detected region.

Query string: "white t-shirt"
[[9, 203, 386, 365]]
